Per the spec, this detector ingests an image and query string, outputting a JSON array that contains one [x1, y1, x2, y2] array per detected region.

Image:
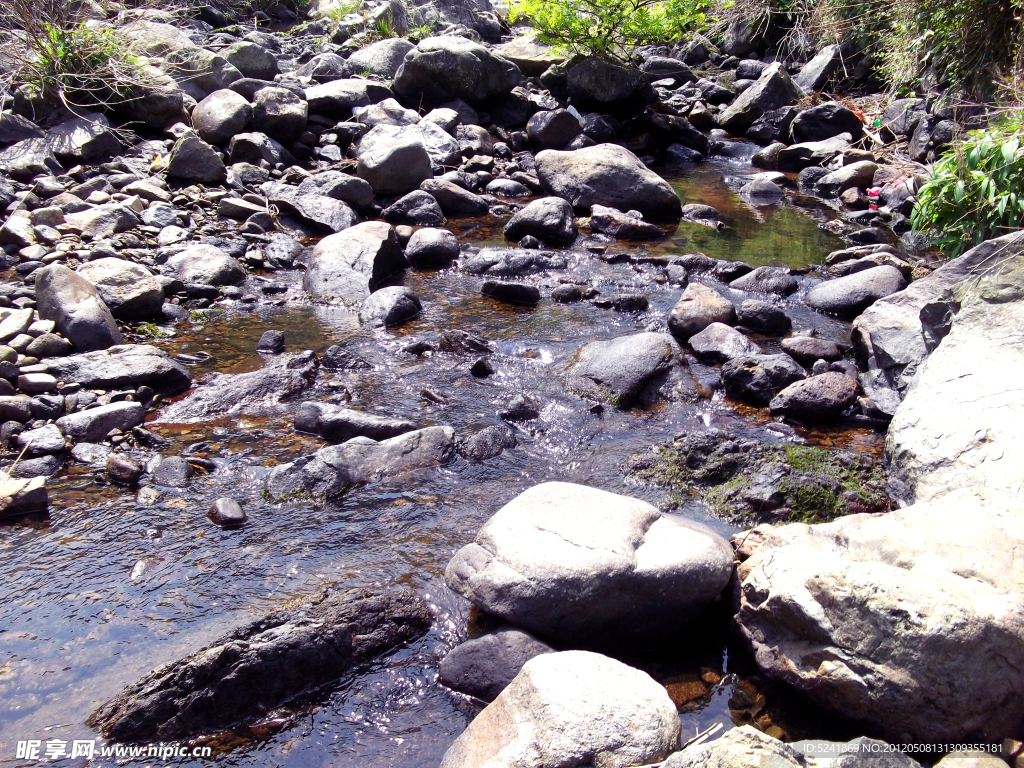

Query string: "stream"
[[0, 151, 884, 766]]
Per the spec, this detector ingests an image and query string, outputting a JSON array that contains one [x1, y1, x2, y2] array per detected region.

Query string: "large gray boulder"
[[221, 41, 279, 81], [886, 257, 1024, 508], [302, 221, 406, 301], [769, 371, 858, 421], [791, 100, 864, 142], [357, 121, 460, 178], [503, 196, 578, 246], [393, 36, 520, 108], [88, 586, 431, 741], [47, 345, 192, 394], [564, 332, 686, 407], [34, 265, 122, 352], [64, 204, 140, 241], [191, 89, 251, 145], [296, 171, 374, 209], [566, 58, 656, 112], [76, 258, 164, 321], [261, 182, 358, 233], [719, 63, 805, 134], [805, 265, 907, 318], [688, 322, 760, 363], [264, 426, 455, 499], [56, 401, 145, 442], [360, 286, 422, 327], [355, 126, 433, 195], [668, 282, 736, 341], [164, 244, 245, 286], [346, 38, 415, 79], [852, 233, 1023, 415], [304, 79, 392, 118], [166, 134, 226, 184], [164, 46, 243, 99], [251, 87, 307, 145], [535, 144, 681, 220], [734, 490, 1024, 742], [793, 44, 844, 92], [447, 482, 733, 647], [46, 113, 120, 163], [439, 651, 680, 768], [405, 227, 459, 267]]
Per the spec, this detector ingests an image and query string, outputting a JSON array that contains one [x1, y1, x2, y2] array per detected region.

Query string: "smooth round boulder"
[[481, 281, 541, 306], [405, 227, 459, 268], [503, 197, 578, 247], [165, 244, 245, 286], [192, 89, 252, 145], [439, 651, 680, 768], [730, 266, 798, 296], [356, 130, 433, 196], [303, 222, 406, 302], [444, 481, 734, 647], [360, 286, 422, 328], [166, 134, 226, 185], [780, 336, 843, 366], [382, 190, 444, 226], [76, 257, 164, 321], [563, 332, 683, 407], [791, 101, 865, 142], [393, 36, 521, 108], [688, 322, 760, 363], [535, 144, 681, 220], [668, 282, 736, 341], [769, 371, 858, 421], [345, 38, 415, 79], [804, 265, 907, 318], [221, 41, 279, 81], [439, 626, 553, 701], [737, 299, 791, 334], [34, 264, 123, 352], [722, 353, 806, 405]]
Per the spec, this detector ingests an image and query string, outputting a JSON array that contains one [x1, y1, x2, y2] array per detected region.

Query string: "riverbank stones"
[[444, 481, 734, 648]]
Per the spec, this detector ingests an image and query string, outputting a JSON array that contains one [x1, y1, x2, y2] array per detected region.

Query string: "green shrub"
[[508, 0, 712, 63], [913, 118, 1024, 257]]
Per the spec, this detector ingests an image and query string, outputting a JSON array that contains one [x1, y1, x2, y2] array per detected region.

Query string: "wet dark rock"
[[49, 346, 191, 395], [627, 429, 887, 522], [729, 266, 797, 296], [737, 299, 791, 334], [35, 265, 123, 352], [589, 205, 664, 239], [681, 203, 725, 229], [156, 352, 315, 422], [460, 424, 516, 462], [229, 132, 296, 167], [781, 336, 843, 366], [481, 281, 540, 306], [302, 222, 406, 302], [791, 101, 864, 142], [445, 481, 733, 648], [256, 330, 285, 354], [719, 64, 804, 134], [564, 332, 682, 407], [0, 112, 45, 147], [805, 265, 907, 317], [722, 354, 806, 405], [17, 424, 66, 456], [382, 190, 445, 227], [526, 109, 581, 150], [318, 409, 416, 443], [689, 322, 760, 363], [360, 286, 422, 327], [152, 456, 194, 487], [393, 36, 521, 108], [106, 454, 144, 485], [87, 586, 432, 741], [439, 625, 553, 701], [167, 134, 226, 185], [668, 283, 736, 341], [566, 58, 656, 113], [500, 393, 541, 421], [461, 248, 566, 277], [9, 454, 64, 478], [438, 330, 491, 355], [739, 178, 784, 204], [406, 228, 459, 268], [470, 356, 495, 377], [321, 345, 372, 371], [536, 144, 681, 220], [665, 264, 689, 286], [676, 253, 717, 272], [503, 197, 578, 247], [264, 426, 455, 499], [420, 179, 489, 218], [769, 371, 858, 421], [486, 178, 530, 197]]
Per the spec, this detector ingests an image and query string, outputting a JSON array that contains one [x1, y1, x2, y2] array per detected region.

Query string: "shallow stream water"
[[0, 153, 882, 767]]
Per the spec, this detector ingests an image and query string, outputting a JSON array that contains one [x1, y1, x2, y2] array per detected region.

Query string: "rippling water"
[[0, 157, 879, 767]]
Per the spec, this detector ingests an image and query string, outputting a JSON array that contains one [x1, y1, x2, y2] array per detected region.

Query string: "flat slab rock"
[[445, 482, 733, 648], [265, 426, 455, 500], [46, 345, 191, 395], [87, 585, 430, 741]]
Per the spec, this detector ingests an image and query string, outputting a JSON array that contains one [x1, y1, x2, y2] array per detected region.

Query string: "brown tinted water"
[[0, 155, 878, 767]]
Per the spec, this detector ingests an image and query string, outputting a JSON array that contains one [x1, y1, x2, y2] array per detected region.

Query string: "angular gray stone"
[[302, 221, 406, 301], [261, 182, 358, 233], [47, 345, 191, 395], [668, 282, 736, 341], [221, 41, 279, 81], [34, 265, 122, 352], [355, 127, 433, 196], [165, 46, 243, 98], [46, 113, 120, 163], [0, 137, 62, 180], [18, 423, 66, 455], [813, 160, 878, 198], [296, 171, 374, 209], [346, 38, 415, 79], [719, 63, 804, 134], [360, 286, 422, 327], [167, 134, 226, 184], [589, 205, 663, 239], [536, 144, 681, 220], [65, 204, 140, 240], [317, 408, 416, 443], [76, 258, 164, 321], [304, 79, 391, 118], [564, 332, 683, 407], [382, 190, 445, 227], [793, 44, 844, 92], [769, 371, 858, 421], [56, 401, 145, 441], [165, 244, 245, 286], [526, 109, 581, 150], [722, 353, 806, 405], [420, 178, 488, 217], [445, 482, 734, 647], [730, 266, 798, 296], [688, 322, 760, 363], [251, 87, 308, 145]]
